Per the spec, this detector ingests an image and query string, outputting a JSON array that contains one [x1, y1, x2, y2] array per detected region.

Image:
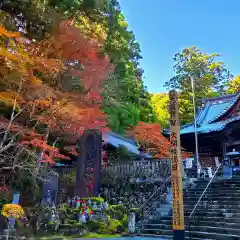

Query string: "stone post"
[[128, 212, 136, 234]]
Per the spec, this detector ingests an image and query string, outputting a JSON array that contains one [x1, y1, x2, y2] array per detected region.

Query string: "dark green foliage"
[[56, 200, 128, 235], [164, 47, 232, 124], [0, 0, 59, 40], [9, 171, 43, 205], [87, 220, 105, 232], [87, 219, 124, 234], [101, 0, 156, 133], [0, 0, 155, 133], [0, 0, 105, 40]]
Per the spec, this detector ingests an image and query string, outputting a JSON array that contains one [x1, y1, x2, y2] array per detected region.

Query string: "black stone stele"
[[75, 129, 102, 197]]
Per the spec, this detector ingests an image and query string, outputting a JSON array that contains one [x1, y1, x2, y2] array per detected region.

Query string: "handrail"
[[136, 176, 171, 231], [138, 175, 171, 211], [189, 163, 222, 219]]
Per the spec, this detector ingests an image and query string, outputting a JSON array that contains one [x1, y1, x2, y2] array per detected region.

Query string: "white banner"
[[185, 158, 193, 169], [214, 157, 220, 167]]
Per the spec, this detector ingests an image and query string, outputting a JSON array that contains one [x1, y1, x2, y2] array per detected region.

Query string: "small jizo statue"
[[75, 197, 81, 208], [87, 198, 92, 207], [92, 202, 97, 210], [80, 212, 87, 223], [67, 197, 71, 207], [99, 202, 104, 210], [103, 201, 109, 210], [71, 197, 76, 208]]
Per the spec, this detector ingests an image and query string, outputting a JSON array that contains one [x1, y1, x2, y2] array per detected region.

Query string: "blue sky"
[[118, 0, 240, 93]]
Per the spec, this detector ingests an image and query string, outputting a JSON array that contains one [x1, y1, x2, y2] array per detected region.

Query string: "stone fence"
[[103, 158, 171, 180]]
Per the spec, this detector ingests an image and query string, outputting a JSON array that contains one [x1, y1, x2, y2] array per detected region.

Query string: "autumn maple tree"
[[0, 26, 67, 173], [129, 122, 191, 159], [128, 122, 170, 158], [30, 20, 113, 144], [0, 21, 113, 193]]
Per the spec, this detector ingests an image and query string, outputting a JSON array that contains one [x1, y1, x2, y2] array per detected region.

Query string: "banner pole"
[[169, 90, 185, 240]]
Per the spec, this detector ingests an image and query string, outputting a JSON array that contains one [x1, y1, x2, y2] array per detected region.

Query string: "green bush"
[[59, 223, 71, 228], [98, 222, 110, 234], [109, 205, 126, 220], [108, 219, 124, 233], [130, 208, 139, 213], [121, 214, 128, 228], [48, 221, 56, 225], [87, 220, 104, 232], [110, 205, 126, 212], [65, 219, 77, 225], [74, 222, 84, 227], [105, 209, 111, 215]]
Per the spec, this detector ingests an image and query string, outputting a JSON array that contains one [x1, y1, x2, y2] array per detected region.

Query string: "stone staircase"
[[139, 176, 240, 240]]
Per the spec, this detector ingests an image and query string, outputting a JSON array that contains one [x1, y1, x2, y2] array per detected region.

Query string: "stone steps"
[[141, 229, 240, 240], [139, 233, 213, 240], [184, 196, 240, 200], [183, 207, 240, 213], [184, 192, 240, 197], [139, 177, 240, 239], [185, 200, 240, 205], [147, 219, 240, 228], [154, 215, 240, 223], [186, 187, 240, 191], [184, 207, 240, 213], [155, 209, 240, 217], [143, 224, 240, 235]]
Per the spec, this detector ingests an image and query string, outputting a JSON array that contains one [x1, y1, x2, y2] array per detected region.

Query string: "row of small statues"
[[67, 197, 109, 211]]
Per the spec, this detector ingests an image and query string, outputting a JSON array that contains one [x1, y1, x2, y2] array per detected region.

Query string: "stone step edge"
[[142, 229, 240, 238], [139, 233, 213, 240], [137, 233, 214, 240], [149, 216, 240, 221], [143, 225, 240, 232], [145, 222, 240, 227]]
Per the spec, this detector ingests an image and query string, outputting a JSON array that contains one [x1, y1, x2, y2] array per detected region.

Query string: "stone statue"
[[76, 197, 81, 208], [87, 198, 92, 207], [80, 213, 86, 223], [92, 202, 97, 210], [103, 201, 109, 210], [128, 212, 136, 233]]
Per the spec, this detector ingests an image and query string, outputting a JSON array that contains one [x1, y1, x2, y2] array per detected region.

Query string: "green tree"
[[0, 0, 154, 134], [151, 93, 169, 128], [101, 0, 154, 132], [226, 76, 240, 94], [164, 47, 232, 124], [0, 0, 106, 40]]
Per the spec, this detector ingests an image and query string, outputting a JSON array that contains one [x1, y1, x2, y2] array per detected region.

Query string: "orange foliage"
[[129, 122, 190, 159], [57, 21, 113, 94], [0, 27, 64, 88], [26, 20, 113, 143], [0, 116, 70, 165], [0, 25, 20, 38], [20, 139, 70, 165], [128, 122, 170, 158], [0, 22, 113, 165]]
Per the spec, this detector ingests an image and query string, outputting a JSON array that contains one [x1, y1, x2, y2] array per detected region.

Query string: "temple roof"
[[180, 92, 240, 135], [103, 132, 139, 154], [103, 132, 152, 157]]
